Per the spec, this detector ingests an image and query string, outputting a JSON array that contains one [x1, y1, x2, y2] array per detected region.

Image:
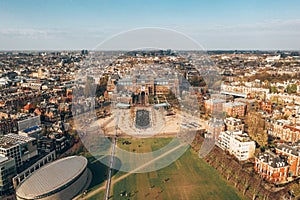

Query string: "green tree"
[[286, 84, 297, 94], [270, 86, 278, 93]]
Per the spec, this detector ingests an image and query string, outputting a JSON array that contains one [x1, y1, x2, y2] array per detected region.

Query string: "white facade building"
[[17, 115, 41, 132], [218, 130, 256, 161], [0, 134, 38, 169]]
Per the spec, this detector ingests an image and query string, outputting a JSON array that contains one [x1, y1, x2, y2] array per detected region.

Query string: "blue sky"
[[0, 0, 300, 50]]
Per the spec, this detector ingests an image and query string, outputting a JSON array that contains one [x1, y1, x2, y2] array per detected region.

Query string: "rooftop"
[[16, 156, 87, 199], [276, 143, 300, 157], [206, 99, 226, 104], [224, 102, 246, 107], [0, 133, 35, 149], [234, 134, 253, 143], [257, 151, 288, 168], [0, 155, 8, 163], [22, 125, 41, 133], [225, 117, 242, 125]]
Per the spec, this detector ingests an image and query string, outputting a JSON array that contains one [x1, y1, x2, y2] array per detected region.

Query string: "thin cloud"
[[206, 19, 300, 32], [0, 28, 113, 40]]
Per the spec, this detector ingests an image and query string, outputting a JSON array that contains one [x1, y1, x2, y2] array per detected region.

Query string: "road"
[[103, 136, 117, 200], [103, 112, 119, 200]]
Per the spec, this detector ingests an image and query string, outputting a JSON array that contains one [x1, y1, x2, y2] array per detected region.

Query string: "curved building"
[[16, 156, 88, 200]]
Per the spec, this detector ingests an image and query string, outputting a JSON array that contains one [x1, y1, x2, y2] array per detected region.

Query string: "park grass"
[[112, 138, 247, 200], [87, 190, 106, 200], [117, 137, 172, 153], [86, 138, 248, 200], [83, 153, 108, 190]]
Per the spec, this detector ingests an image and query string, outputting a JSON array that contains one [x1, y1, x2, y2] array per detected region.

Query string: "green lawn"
[[117, 137, 173, 153], [87, 190, 106, 200], [86, 138, 247, 200], [83, 153, 108, 190], [112, 149, 245, 199]]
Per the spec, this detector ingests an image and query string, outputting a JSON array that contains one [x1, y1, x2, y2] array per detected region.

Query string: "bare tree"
[[243, 176, 251, 196], [245, 111, 268, 147], [226, 167, 232, 181], [233, 170, 241, 187], [263, 192, 270, 200]]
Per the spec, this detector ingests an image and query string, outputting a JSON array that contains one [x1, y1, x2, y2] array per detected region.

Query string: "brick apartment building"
[[276, 143, 300, 177], [223, 102, 246, 117], [254, 151, 289, 183], [204, 99, 226, 115], [270, 120, 300, 143]]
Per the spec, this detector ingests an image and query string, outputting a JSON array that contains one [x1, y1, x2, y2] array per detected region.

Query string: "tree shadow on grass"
[[87, 155, 122, 190]]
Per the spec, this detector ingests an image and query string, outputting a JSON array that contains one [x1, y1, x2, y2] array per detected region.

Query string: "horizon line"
[[0, 49, 299, 52]]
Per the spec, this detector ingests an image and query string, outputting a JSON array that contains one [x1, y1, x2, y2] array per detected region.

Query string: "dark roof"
[[257, 151, 288, 168], [111, 73, 120, 80], [276, 143, 300, 157]]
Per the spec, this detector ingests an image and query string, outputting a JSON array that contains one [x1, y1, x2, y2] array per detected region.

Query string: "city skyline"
[[0, 0, 300, 50]]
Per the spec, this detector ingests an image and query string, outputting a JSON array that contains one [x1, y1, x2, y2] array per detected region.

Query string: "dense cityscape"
[[0, 49, 299, 199], [1, 0, 300, 199]]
